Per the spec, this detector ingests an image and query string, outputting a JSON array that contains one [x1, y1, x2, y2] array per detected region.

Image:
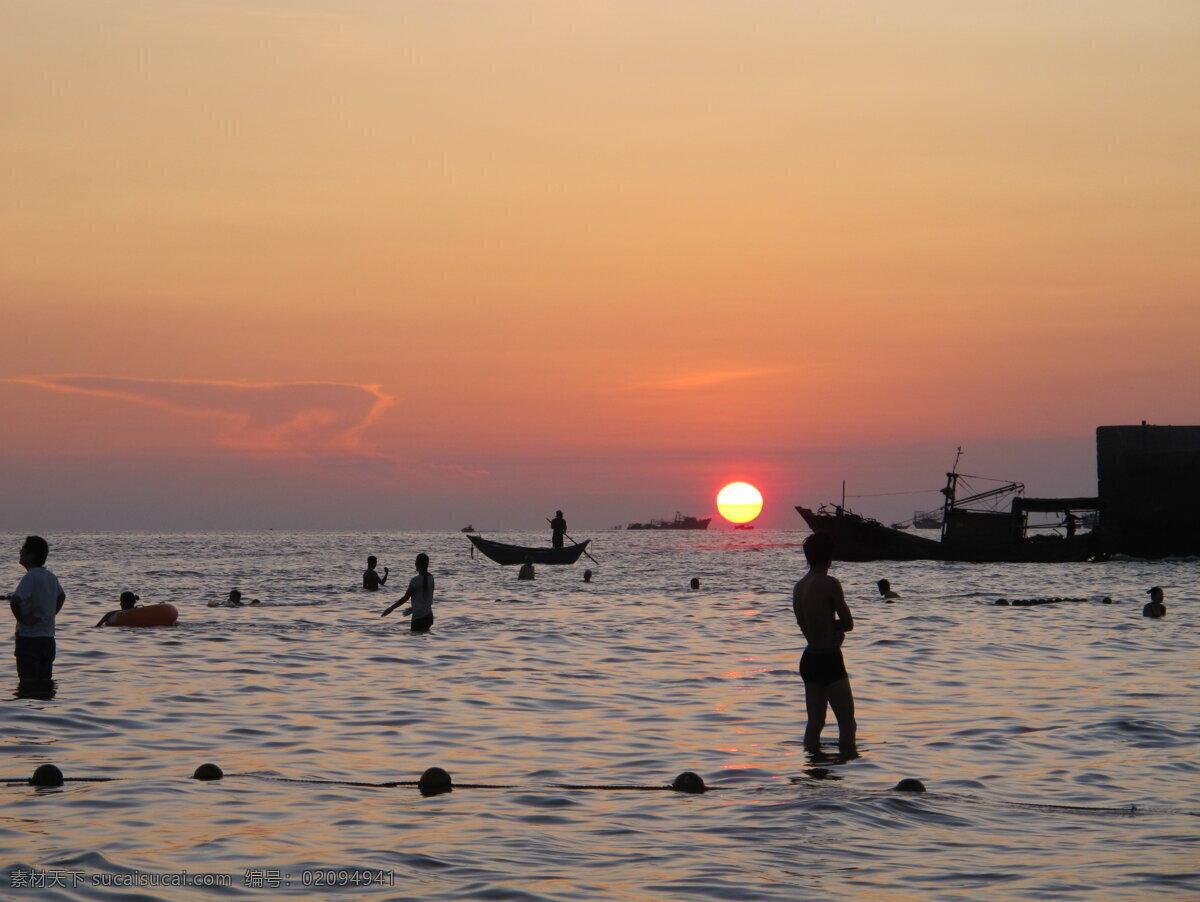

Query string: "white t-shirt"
[[11, 567, 65, 639], [407, 572, 434, 619]]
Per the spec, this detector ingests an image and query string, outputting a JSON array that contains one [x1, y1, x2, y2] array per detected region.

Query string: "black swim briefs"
[[410, 614, 433, 633], [799, 647, 848, 687]]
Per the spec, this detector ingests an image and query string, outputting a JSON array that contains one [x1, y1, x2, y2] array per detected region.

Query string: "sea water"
[[2, 530, 1197, 900]]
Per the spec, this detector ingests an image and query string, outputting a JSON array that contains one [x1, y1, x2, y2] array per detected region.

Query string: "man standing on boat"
[[1063, 511, 1078, 539], [550, 510, 567, 550]]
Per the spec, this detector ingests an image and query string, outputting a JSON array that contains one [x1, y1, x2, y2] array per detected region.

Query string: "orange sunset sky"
[[3, 1, 1198, 530]]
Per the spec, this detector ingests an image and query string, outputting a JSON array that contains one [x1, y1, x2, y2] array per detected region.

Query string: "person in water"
[[793, 532, 857, 755], [583, 569, 593, 583], [7, 535, 66, 687], [550, 510, 567, 550], [381, 553, 435, 633], [1142, 586, 1166, 618], [95, 591, 139, 627], [689, 577, 700, 591], [363, 555, 389, 591], [222, 589, 259, 607], [876, 579, 900, 600], [518, 555, 536, 581]]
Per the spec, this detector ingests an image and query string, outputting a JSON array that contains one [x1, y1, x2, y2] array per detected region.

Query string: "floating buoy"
[[192, 763, 224, 781], [671, 771, 706, 794], [419, 767, 452, 797], [1102, 597, 1114, 604], [893, 778, 926, 793], [106, 603, 179, 627], [995, 599, 1010, 606], [30, 764, 63, 787]]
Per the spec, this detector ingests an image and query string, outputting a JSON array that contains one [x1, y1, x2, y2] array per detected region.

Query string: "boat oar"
[[547, 518, 599, 566]]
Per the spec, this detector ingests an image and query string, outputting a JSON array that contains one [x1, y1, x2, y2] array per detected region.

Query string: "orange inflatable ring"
[[106, 603, 179, 627]]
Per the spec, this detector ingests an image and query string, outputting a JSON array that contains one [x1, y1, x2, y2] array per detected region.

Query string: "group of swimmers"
[[8, 532, 1175, 740]]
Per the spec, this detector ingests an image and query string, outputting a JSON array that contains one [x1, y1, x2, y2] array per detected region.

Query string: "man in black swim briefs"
[[799, 646, 848, 687], [792, 532, 857, 754]]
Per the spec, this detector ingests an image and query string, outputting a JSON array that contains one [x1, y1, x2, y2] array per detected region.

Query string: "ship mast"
[[940, 446, 963, 540]]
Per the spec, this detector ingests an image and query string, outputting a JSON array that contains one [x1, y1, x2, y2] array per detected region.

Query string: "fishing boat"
[[626, 512, 711, 530], [796, 449, 1103, 563], [467, 534, 590, 565]]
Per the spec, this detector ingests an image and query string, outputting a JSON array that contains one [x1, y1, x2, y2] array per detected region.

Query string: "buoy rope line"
[[8, 764, 712, 796], [995, 596, 1094, 607], [11, 766, 1197, 815], [949, 792, 1198, 818], [261, 775, 708, 792]]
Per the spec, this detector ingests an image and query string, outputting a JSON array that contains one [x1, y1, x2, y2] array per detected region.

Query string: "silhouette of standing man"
[[793, 532, 857, 756], [7, 535, 66, 689], [550, 510, 567, 550]]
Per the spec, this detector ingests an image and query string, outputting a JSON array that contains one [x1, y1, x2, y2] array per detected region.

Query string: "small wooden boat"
[[468, 534, 590, 565]]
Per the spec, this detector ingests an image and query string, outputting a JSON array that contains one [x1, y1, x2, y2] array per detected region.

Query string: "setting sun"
[[717, 482, 764, 524]]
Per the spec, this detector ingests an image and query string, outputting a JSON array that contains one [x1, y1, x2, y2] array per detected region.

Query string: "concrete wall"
[[1096, 424, 1200, 557]]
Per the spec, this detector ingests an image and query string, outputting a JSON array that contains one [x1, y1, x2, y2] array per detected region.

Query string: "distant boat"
[[891, 509, 942, 530], [626, 512, 711, 530], [797, 448, 1102, 563], [913, 510, 942, 529], [460, 525, 477, 533], [467, 534, 590, 565], [733, 524, 755, 530]]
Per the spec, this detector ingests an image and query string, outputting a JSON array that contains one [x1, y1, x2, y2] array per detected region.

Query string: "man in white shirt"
[[7, 536, 66, 686]]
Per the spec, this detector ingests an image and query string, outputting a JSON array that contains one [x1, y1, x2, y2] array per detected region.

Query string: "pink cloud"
[[632, 367, 793, 391], [7, 375, 394, 460]]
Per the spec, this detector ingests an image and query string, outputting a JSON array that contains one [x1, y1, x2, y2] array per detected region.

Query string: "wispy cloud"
[[6, 375, 394, 460], [636, 367, 793, 391]]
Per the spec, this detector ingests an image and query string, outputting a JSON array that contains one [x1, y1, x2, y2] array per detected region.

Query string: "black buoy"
[[192, 763, 224, 781], [995, 599, 1009, 606], [1102, 596, 1114, 604], [30, 764, 63, 787], [671, 771, 706, 794], [893, 778, 926, 793], [418, 766, 452, 797]]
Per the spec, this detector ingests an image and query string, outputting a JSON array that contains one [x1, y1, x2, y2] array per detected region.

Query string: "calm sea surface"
[[2, 530, 1197, 900]]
